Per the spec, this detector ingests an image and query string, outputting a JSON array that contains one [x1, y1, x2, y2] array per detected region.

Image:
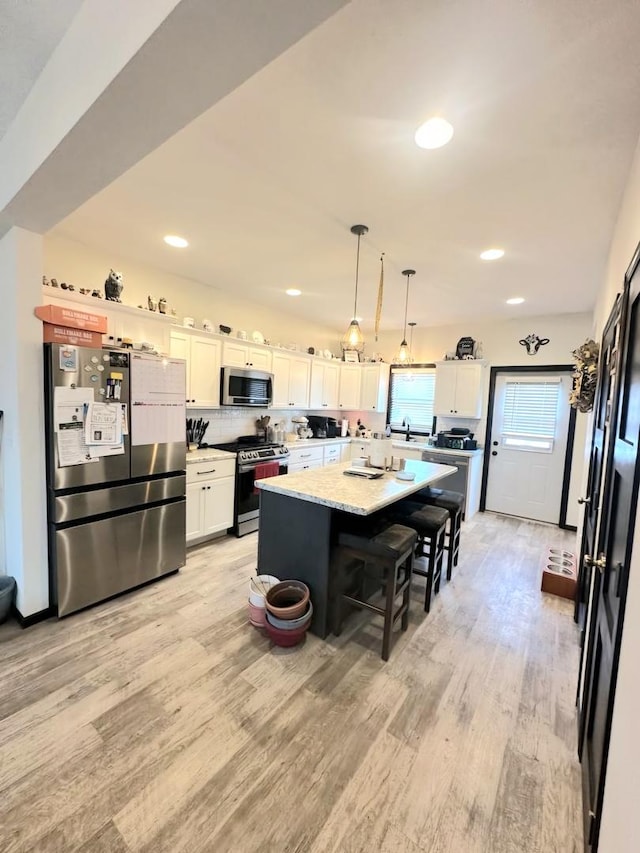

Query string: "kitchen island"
[[255, 459, 456, 637]]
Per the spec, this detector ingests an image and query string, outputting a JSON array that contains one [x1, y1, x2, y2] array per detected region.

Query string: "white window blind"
[[388, 367, 436, 433], [501, 380, 561, 451]]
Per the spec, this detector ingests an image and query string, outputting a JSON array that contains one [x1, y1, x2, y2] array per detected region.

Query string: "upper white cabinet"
[[222, 340, 272, 372], [309, 360, 340, 409], [272, 351, 311, 408], [360, 363, 390, 413], [338, 364, 362, 410], [434, 361, 485, 418], [170, 330, 221, 408]]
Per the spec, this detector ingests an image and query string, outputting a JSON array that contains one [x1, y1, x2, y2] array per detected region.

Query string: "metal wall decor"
[[519, 332, 550, 356]]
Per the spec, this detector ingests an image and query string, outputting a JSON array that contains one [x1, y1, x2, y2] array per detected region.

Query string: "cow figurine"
[[519, 333, 550, 356]]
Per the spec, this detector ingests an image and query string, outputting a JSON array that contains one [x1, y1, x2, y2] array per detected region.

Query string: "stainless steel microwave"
[[220, 366, 273, 407]]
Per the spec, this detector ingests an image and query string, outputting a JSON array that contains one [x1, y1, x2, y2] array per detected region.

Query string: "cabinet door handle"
[[300, 453, 311, 458], [197, 469, 216, 475]]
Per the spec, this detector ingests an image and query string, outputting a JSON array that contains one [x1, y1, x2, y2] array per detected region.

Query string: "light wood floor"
[[0, 512, 583, 853]]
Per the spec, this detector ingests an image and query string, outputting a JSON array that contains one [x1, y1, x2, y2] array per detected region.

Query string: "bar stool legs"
[[333, 524, 417, 661]]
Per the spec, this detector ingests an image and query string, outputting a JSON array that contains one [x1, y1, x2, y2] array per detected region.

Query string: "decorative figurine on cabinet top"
[[104, 269, 124, 302], [455, 336, 476, 359], [158, 297, 167, 314]]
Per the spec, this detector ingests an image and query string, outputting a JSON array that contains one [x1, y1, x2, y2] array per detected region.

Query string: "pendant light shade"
[[395, 269, 415, 363], [342, 224, 368, 353]]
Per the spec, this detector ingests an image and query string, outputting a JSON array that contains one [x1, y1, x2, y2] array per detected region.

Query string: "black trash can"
[[0, 577, 16, 624]]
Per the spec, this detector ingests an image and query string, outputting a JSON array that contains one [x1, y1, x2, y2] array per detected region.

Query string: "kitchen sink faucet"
[[402, 417, 411, 441]]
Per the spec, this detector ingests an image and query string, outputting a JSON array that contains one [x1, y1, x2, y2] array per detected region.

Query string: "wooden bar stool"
[[391, 501, 449, 612], [333, 524, 417, 661], [411, 488, 463, 580]]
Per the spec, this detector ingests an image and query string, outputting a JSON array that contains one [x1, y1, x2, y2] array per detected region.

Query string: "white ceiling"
[[51, 0, 640, 333], [0, 0, 84, 140]]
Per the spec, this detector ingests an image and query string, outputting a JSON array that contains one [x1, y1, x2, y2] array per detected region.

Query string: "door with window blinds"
[[485, 373, 571, 523], [388, 367, 436, 434]]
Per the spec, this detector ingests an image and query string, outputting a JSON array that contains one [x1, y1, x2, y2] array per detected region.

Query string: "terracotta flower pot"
[[265, 581, 310, 621]]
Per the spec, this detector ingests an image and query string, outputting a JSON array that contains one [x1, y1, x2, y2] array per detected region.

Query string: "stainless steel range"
[[211, 436, 289, 536]]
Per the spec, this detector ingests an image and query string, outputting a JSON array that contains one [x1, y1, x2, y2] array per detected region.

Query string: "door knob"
[[584, 553, 607, 574], [578, 496, 591, 505]]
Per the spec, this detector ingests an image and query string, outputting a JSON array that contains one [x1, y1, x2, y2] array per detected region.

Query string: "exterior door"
[[580, 250, 639, 852], [485, 372, 571, 523]]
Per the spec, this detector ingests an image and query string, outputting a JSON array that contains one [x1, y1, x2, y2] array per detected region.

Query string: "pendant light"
[[342, 224, 368, 353], [395, 269, 415, 363]]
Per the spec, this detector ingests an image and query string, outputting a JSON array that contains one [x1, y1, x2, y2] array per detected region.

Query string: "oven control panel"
[[238, 445, 289, 464]]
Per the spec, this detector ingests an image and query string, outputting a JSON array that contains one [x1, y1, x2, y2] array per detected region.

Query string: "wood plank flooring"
[[0, 512, 583, 852]]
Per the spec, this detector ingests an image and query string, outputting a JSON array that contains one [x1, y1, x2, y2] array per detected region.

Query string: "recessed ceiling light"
[[414, 117, 454, 149], [163, 235, 189, 248], [480, 248, 505, 261], [506, 297, 524, 305], [286, 288, 302, 296]]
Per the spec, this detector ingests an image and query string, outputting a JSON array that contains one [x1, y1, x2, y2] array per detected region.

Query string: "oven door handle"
[[238, 463, 286, 474]]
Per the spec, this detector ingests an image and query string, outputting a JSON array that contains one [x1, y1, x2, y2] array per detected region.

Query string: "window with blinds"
[[388, 367, 436, 434], [501, 380, 561, 452]]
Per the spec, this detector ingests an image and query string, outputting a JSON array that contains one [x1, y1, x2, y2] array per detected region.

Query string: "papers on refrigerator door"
[[57, 422, 98, 466], [83, 402, 123, 446], [54, 387, 98, 466], [130, 354, 186, 446]]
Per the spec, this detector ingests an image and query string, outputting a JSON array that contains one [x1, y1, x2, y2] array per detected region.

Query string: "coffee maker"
[[307, 415, 329, 438]]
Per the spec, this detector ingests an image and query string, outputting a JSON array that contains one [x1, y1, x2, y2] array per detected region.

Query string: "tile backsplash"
[[189, 408, 388, 444]]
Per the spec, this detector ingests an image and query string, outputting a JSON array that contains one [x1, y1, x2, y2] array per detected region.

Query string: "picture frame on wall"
[[342, 349, 360, 363]]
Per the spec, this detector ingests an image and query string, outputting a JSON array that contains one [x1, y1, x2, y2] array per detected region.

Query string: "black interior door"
[[580, 246, 640, 851], [575, 297, 622, 642]]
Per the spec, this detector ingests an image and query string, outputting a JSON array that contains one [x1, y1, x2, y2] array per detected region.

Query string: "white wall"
[[594, 133, 640, 853], [0, 228, 48, 616], [373, 311, 593, 367], [44, 234, 342, 353]]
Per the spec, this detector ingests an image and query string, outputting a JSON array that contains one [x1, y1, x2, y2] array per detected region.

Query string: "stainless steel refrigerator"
[[44, 343, 187, 616]]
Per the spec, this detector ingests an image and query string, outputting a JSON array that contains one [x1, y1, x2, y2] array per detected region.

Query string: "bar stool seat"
[[333, 523, 417, 661], [390, 501, 449, 612], [412, 487, 463, 579]]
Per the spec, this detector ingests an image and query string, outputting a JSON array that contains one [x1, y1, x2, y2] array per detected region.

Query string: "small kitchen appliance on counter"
[[436, 428, 475, 450], [211, 435, 289, 536]]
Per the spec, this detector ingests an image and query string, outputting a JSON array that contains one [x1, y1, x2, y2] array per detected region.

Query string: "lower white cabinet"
[[287, 445, 323, 472], [323, 444, 342, 465], [186, 458, 236, 543]]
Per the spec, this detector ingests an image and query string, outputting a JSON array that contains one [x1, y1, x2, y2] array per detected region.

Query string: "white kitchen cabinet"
[[170, 330, 221, 408], [272, 352, 311, 409], [360, 363, 390, 413], [186, 457, 236, 543], [309, 360, 340, 409], [434, 361, 485, 418], [338, 364, 362, 410], [287, 445, 323, 470], [222, 340, 272, 371], [323, 444, 342, 466]]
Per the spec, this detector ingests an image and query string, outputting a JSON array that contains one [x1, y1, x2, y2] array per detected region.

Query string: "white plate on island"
[[395, 470, 416, 481]]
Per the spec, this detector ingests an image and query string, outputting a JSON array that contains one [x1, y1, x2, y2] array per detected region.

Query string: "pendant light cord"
[[353, 232, 361, 319], [402, 272, 411, 341]]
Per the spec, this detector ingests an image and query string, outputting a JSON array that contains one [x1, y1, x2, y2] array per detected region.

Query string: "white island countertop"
[[255, 459, 457, 516]]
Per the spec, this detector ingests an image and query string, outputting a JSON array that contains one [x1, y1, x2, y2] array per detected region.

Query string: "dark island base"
[[257, 491, 334, 637], [257, 490, 393, 639]]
